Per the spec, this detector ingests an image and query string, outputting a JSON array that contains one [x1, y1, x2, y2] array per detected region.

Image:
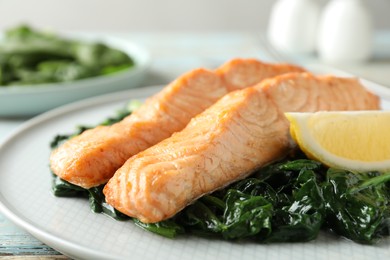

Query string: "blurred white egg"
[[268, 0, 321, 54], [317, 0, 373, 63]]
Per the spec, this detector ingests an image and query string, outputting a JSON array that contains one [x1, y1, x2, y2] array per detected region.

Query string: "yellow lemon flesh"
[[285, 111, 390, 172]]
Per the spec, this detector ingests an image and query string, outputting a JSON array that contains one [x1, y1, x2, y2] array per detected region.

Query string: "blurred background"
[[0, 0, 389, 32]]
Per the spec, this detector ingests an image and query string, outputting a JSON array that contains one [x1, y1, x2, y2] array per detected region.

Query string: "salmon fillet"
[[103, 73, 380, 223], [50, 59, 304, 189]]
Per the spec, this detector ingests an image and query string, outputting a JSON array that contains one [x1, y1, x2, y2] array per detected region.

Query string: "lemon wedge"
[[285, 111, 390, 172]]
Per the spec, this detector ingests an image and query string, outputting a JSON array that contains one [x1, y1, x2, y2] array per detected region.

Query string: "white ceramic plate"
[[0, 83, 390, 260], [0, 33, 150, 117]]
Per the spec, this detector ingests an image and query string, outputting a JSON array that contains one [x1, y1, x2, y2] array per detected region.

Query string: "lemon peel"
[[285, 111, 390, 172]]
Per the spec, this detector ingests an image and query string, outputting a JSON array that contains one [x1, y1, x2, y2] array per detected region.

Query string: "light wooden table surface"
[[1, 31, 390, 259]]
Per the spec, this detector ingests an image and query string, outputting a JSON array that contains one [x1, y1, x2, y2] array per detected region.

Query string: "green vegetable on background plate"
[[0, 25, 134, 86], [50, 101, 390, 244]]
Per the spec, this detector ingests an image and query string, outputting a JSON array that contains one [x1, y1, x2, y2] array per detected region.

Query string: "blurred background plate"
[[0, 33, 150, 117]]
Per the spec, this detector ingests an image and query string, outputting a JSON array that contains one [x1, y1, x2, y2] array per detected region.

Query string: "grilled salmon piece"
[[103, 73, 380, 223], [50, 59, 304, 189], [104, 88, 292, 223]]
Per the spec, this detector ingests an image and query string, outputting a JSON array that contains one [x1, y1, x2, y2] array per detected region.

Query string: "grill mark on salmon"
[[50, 59, 304, 189], [103, 73, 380, 223]]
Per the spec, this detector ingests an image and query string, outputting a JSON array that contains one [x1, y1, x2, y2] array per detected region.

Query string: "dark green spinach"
[[0, 25, 134, 86], [323, 169, 390, 244]]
